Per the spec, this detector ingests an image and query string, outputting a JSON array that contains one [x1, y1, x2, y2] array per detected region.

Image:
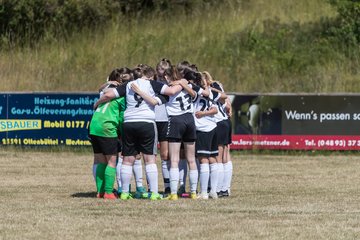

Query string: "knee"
[[160, 151, 168, 160]]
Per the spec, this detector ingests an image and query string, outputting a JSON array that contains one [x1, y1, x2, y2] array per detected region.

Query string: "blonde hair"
[[202, 71, 215, 86]]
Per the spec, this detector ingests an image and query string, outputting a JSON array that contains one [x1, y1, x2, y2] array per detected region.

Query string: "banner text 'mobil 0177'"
[[0, 93, 98, 146]]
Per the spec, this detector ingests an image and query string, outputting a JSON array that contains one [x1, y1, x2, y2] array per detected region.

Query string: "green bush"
[[0, 0, 221, 48], [0, 0, 117, 47], [327, 0, 360, 46]]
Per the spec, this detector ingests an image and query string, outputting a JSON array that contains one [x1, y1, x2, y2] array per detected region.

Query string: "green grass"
[[1, 151, 359, 239], [3, 0, 357, 94]]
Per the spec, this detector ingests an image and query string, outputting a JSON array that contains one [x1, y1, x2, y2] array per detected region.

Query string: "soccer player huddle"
[[90, 59, 233, 200]]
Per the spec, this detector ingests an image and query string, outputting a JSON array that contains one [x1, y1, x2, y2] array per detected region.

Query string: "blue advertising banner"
[[0, 93, 98, 146], [0, 94, 7, 142]]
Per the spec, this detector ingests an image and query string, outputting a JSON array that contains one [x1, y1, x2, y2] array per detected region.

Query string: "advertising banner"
[[231, 94, 360, 150], [1, 93, 360, 150], [0, 93, 98, 146]]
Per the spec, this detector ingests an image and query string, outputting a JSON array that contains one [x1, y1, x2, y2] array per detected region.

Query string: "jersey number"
[[199, 99, 210, 111], [96, 102, 110, 113], [176, 94, 192, 111], [134, 93, 143, 108]]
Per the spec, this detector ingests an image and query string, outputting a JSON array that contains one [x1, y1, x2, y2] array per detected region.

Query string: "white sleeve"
[[160, 85, 168, 95], [113, 88, 120, 98]]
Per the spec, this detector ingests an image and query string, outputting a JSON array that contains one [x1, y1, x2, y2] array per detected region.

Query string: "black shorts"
[[156, 121, 168, 142], [122, 122, 157, 156], [195, 128, 218, 157], [226, 118, 232, 145], [216, 119, 231, 146], [167, 113, 196, 143], [117, 137, 122, 153], [90, 135, 118, 155]]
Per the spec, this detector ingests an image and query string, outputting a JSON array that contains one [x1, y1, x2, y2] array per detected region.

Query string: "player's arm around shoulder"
[[93, 84, 125, 109], [195, 106, 218, 119], [130, 82, 161, 106], [154, 80, 183, 96], [179, 79, 196, 98]]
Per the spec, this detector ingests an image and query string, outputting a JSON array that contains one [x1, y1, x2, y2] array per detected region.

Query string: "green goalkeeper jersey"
[[89, 96, 125, 137]]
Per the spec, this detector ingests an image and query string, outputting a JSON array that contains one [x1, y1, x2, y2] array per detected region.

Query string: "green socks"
[[95, 163, 107, 193], [104, 166, 116, 194]]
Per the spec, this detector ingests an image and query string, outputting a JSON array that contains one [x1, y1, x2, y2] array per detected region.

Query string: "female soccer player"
[[163, 66, 202, 200], [193, 72, 222, 200], [155, 58, 172, 194], [204, 71, 233, 197], [90, 68, 128, 199]]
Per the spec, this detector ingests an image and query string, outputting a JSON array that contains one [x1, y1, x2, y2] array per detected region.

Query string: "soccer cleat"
[[142, 192, 151, 199], [221, 190, 229, 197], [134, 186, 147, 199], [190, 192, 197, 200], [197, 192, 209, 200], [113, 189, 120, 198], [217, 191, 223, 198], [165, 193, 178, 200], [96, 193, 104, 198], [120, 192, 133, 200], [164, 187, 171, 194], [181, 193, 190, 198], [104, 193, 117, 200], [149, 193, 163, 201], [209, 191, 218, 199], [113, 192, 119, 198], [177, 185, 186, 195]]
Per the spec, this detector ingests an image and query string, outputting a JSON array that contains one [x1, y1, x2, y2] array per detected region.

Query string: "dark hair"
[[189, 64, 198, 72], [183, 69, 202, 86], [132, 67, 143, 79], [177, 60, 191, 69], [141, 64, 156, 79], [108, 67, 132, 83]]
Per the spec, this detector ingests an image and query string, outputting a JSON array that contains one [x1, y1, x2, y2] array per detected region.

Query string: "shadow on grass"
[[70, 191, 172, 199], [71, 192, 97, 198]]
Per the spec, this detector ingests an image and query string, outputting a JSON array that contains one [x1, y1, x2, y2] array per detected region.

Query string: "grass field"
[[1, 150, 359, 239]]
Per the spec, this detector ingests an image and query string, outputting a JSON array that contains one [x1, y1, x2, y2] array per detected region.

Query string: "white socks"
[[120, 164, 133, 193], [145, 163, 158, 194], [170, 168, 179, 194], [133, 159, 143, 188], [228, 161, 233, 190], [162, 159, 170, 189], [200, 163, 210, 193], [116, 157, 123, 189], [217, 163, 224, 192], [210, 163, 219, 193], [189, 169, 198, 194], [222, 161, 233, 192]]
